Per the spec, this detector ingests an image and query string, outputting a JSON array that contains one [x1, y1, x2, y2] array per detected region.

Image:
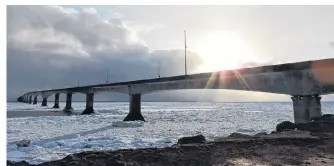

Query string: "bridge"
[[17, 58, 334, 123]]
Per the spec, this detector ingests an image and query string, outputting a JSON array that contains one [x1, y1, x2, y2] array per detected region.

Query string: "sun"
[[193, 31, 260, 72]]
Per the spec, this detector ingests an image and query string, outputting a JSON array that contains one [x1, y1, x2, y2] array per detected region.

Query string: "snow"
[[7, 101, 334, 164], [7, 150, 25, 161]]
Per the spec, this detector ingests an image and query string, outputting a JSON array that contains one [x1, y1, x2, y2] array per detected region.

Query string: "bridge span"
[[17, 58, 334, 123]]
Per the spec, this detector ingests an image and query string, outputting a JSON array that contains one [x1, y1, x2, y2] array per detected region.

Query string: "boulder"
[[227, 132, 253, 139], [296, 114, 334, 134], [311, 114, 334, 122], [295, 122, 322, 133], [276, 121, 296, 132], [16, 140, 30, 148], [321, 114, 334, 118], [177, 134, 206, 144]]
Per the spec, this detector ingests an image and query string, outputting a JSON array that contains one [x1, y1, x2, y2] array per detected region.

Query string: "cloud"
[[83, 7, 97, 14], [6, 5, 205, 101], [330, 42, 334, 49], [127, 22, 165, 34], [7, 6, 147, 58], [9, 5, 324, 102]]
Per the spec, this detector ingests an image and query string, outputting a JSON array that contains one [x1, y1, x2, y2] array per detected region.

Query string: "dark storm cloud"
[[7, 5, 204, 101]]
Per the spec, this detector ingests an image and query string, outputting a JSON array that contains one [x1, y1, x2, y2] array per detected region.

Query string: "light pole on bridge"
[[184, 30, 187, 78], [158, 60, 160, 78], [106, 69, 109, 83]]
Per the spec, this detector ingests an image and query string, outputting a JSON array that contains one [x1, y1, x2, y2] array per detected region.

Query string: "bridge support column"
[[25, 96, 28, 103], [28, 96, 32, 104], [292, 95, 322, 124], [17, 97, 23, 102], [63, 93, 73, 113], [41, 97, 48, 106], [81, 93, 94, 115], [33, 97, 37, 105], [52, 93, 60, 108], [123, 94, 145, 121]]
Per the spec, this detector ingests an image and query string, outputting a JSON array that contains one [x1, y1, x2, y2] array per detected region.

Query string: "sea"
[[7, 101, 334, 164]]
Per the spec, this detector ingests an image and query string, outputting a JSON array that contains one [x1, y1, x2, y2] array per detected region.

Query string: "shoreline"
[[8, 114, 334, 166], [8, 133, 334, 166]]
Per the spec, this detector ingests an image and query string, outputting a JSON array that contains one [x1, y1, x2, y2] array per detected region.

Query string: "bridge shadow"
[[35, 124, 116, 145]]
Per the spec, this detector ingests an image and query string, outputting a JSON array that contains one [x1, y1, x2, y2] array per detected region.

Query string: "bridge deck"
[[26, 58, 334, 94]]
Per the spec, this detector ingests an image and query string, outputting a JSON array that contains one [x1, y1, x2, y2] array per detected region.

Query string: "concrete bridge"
[[17, 58, 334, 123]]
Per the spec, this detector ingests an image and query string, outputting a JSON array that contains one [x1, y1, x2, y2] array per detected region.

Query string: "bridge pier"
[[292, 95, 322, 124], [52, 93, 60, 108], [63, 93, 73, 113], [28, 96, 32, 104], [123, 94, 145, 121], [41, 97, 48, 106], [17, 96, 23, 102], [81, 93, 94, 115], [33, 96, 37, 105]]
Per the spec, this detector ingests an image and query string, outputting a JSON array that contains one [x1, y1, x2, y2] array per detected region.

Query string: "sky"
[[6, 5, 334, 101]]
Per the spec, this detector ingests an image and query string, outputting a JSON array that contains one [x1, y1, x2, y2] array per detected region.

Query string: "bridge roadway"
[[17, 58, 334, 123]]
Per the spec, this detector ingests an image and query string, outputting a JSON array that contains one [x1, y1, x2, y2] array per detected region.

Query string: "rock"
[[295, 114, 334, 135], [322, 114, 334, 118], [177, 134, 206, 144], [295, 122, 322, 133], [276, 121, 296, 132], [7, 161, 15, 165], [311, 114, 334, 122], [112, 154, 123, 160], [227, 132, 252, 139], [85, 154, 98, 159], [63, 154, 78, 161], [68, 161, 79, 165], [267, 130, 314, 138], [282, 129, 295, 132], [254, 132, 268, 137], [108, 160, 126, 166], [7, 160, 30, 166], [16, 140, 30, 148]]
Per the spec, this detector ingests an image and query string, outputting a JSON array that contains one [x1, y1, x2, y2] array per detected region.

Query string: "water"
[[7, 101, 334, 164]]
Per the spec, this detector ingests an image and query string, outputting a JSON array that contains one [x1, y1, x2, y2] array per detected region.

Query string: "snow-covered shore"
[[7, 102, 334, 164]]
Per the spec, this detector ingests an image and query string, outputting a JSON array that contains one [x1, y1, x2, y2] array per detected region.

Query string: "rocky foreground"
[[8, 114, 334, 166]]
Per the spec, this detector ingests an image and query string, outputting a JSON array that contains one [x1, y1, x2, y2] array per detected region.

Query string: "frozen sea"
[[7, 101, 334, 164]]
